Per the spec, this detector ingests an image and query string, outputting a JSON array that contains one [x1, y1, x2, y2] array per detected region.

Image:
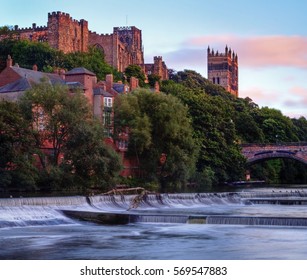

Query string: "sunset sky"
[[1, 0, 307, 118]]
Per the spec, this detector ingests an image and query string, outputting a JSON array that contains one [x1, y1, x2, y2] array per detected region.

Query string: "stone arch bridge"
[[241, 142, 307, 165]]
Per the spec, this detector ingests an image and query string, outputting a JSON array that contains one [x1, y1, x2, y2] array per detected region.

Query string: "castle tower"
[[47, 12, 89, 53], [207, 45, 238, 97], [113, 26, 144, 65], [153, 56, 163, 78]]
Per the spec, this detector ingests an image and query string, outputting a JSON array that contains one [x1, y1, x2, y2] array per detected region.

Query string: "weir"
[[2, 190, 307, 228], [206, 215, 307, 227], [60, 210, 307, 227]]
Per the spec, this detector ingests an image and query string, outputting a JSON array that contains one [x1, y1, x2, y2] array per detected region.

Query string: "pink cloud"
[[240, 87, 280, 103], [186, 35, 307, 68], [283, 86, 307, 108]]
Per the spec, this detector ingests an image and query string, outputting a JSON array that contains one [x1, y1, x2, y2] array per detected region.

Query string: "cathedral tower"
[[207, 46, 238, 97], [113, 26, 144, 65]]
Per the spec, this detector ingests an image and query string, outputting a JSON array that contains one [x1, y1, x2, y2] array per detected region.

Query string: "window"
[[104, 97, 112, 107], [103, 111, 112, 137], [217, 77, 220, 84]]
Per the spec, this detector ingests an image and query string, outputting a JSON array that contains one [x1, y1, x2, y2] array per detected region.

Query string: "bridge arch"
[[241, 142, 307, 166]]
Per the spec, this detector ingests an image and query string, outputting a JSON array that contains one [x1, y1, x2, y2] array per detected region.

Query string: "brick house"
[[0, 55, 140, 176]]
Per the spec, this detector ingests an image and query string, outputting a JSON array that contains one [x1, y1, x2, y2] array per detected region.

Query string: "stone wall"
[[47, 12, 88, 53]]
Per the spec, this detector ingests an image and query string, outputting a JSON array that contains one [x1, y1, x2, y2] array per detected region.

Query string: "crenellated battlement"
[[89, 31, 113, 38], [114, 26, 133, 31], [13, 24, 47, 32], [47, 11, 88, 26], [207, 46, 238, 62], [48, 11, 71, 19], [154, 56, 163, 60]]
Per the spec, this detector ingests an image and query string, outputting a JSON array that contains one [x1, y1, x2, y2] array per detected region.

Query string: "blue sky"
[[1, 0, 307, 118]]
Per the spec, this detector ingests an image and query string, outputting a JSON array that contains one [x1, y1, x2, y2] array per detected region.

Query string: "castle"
[[207, 46, 238, 97], [3, 11, 168, 79]]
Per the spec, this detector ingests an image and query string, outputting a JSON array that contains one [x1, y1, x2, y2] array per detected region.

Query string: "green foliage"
[[114, 89, 198, 192], [64, 119, 122, 192], [162, 69, 307, 186], [161, 79, 246, 185], [0, 39, 120, 80], [11, 40, 62, 70], [0, 101, 38, 191], [20, 81, 92, 167], [292, 117, 307, 141], [0, 38, 17, 70], [63, 46, 122, 81], [0, 82, 122, 193], [258, 107, 299, 143], [124, 64, 146, 87], [147, 74, 161, 88]]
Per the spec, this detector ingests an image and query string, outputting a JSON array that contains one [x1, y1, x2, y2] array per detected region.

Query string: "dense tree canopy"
[[124, 65, 146, 87], [0, 82, 121, 193], [161, 80, 246, 184], [163, 70, 307, 185], [114, 89, 198, 192], [0, 101, 37, 191]]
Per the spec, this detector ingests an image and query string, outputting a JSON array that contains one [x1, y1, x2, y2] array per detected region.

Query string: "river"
[[1, 186, 307, 260]]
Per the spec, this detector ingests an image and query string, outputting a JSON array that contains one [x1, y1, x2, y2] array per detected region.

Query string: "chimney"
[[32, 64, 38, 71], [6, 55, 13, 67], [106, 74, 113, 92], [154, 81, 160, 93], [59, 69, 65, 80], [130, 76, 139, 91]]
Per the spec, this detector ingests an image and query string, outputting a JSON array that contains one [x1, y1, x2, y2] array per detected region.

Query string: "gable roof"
[[0, 77, 31, 93], [0, 66, 65, 99], [93, 87, 113, 97], [65, 67, 96, 76], [10, 66, 64, 84], [65, 81, 86, 90]]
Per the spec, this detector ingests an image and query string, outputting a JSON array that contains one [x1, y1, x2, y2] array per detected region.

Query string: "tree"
[[124, 64, 146, 87], [0, 38, 17, 71], [19, 81, 121, 192], [292, 117, 307, 141], [58, 119, 122, 192], [114, 89, 197, 192], [161, 80, 246, 184], [147, 73, 161, 88], [258, 107, 299, 143], [0, 101, 38, 191], [63, 46, 121, 81]]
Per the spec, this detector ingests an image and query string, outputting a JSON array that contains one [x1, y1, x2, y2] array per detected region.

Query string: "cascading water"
[[0, 196, 90, 228], [206, 215, 307, 227], [2, 188, 307, 259], [1, 189, 307, 228]]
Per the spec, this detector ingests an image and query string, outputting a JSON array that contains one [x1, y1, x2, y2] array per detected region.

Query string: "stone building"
[[89, 26, 144, 72], [144, 56, 169, 80], [2, 11, 167, 79], [0, 55, 140, 176], [207, 46, 238, 97]]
